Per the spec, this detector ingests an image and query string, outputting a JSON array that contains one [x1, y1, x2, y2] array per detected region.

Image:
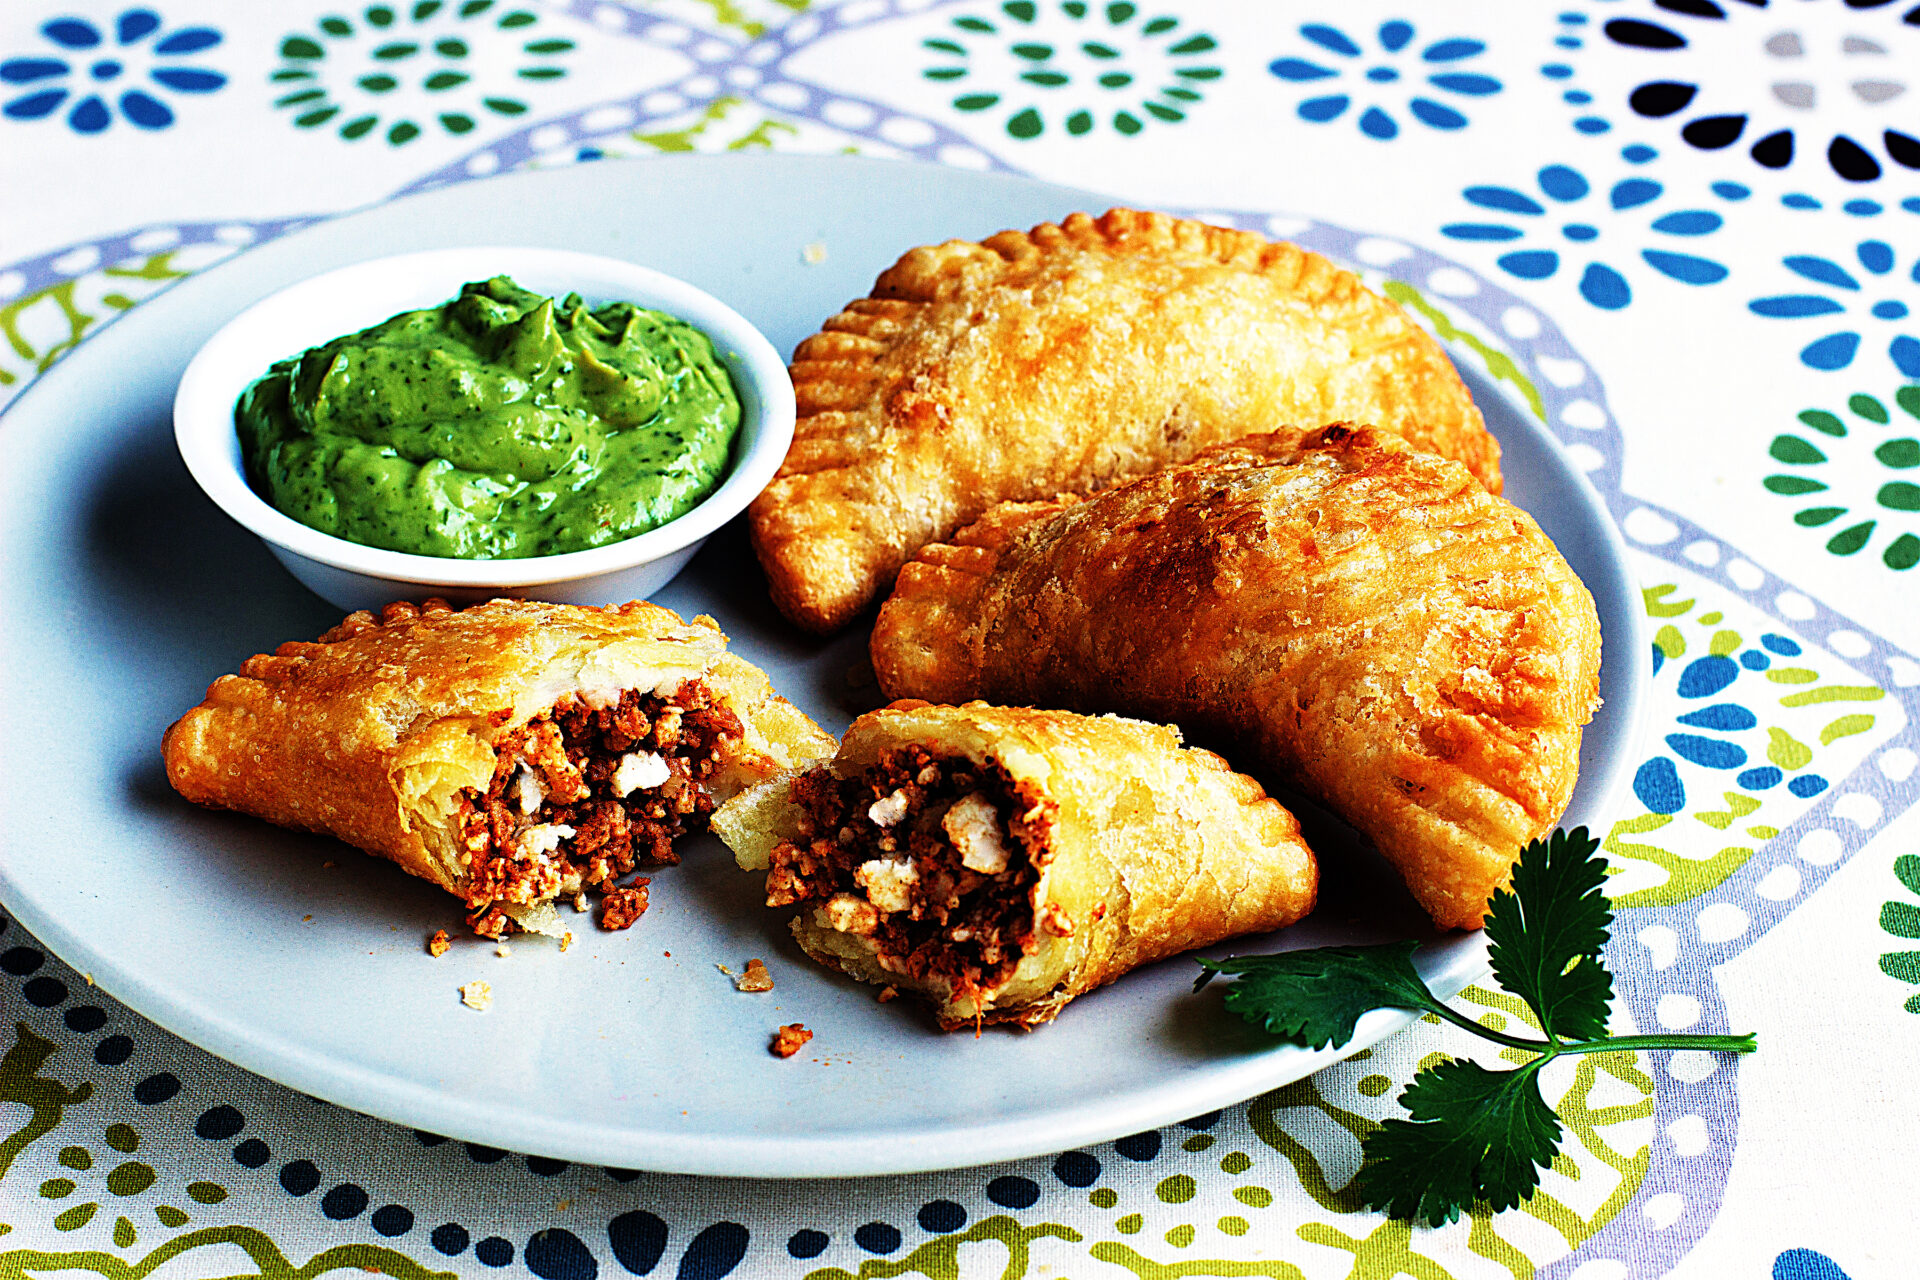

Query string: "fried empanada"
[[871, 426, 1600, 930], [163, 598, 835, 936], [711, 701, 1317, 1029], [752, 208, 1499, 632]]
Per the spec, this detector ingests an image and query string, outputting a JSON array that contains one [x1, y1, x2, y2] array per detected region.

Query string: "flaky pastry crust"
[[712, 701, 1317, 1029], [752, 208, 1499, 632], [163, 598, 835, 930], [871, 427, 1600, 930]]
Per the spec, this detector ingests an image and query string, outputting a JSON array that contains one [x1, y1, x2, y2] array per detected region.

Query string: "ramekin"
[[174, 246, 794, 613]]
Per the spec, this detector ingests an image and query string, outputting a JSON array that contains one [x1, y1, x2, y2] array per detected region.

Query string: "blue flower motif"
[[1774, 1248, 1853, 1280], [1634, 631, 1828, 815], [1, 9, 223, 133], [1268, 19, 1499, 140], [1440, 161, 1734, 310], [1748, 240, 1920, 377]]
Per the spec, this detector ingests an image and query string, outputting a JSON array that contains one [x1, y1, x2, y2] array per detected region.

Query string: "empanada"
[[712, 700, 1317, 1029], [871, 427, 1600, 930], [164, 598, 835, 936], [752, 208, 1500, 632]]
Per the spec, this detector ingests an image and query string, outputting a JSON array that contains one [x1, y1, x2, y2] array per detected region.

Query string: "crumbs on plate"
[[771, 1023, 812, 1058], [600, 881, 649, 931], [736, 958, 773, 992], [460, 980, 493, 1011], [427, 929, 450, 958]]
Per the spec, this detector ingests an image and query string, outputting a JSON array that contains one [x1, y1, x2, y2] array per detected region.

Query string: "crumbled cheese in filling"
[[942, 793, 1010, 874], [822, 892, 880, 936], [613, 750, 671, 797], [516, 823, 576, 859], [855, 857, 920, 913], [867, 788, 910, 828], [512, 763, 545, 816]]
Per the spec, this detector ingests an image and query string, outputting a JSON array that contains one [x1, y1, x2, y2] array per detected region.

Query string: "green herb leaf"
[[1354, 1057, 1561, 1226], [1193, 942, 1437, 1048], [1197, 826, 1756, 1228], [1484, 826, 1614, 1044]]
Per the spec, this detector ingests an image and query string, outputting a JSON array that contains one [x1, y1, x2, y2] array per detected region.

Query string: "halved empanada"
[[752, 208, 1499, 632], [163, 598, 835, 935], [870, 426, 1599, 930], [712, 700, 1317, 1029]]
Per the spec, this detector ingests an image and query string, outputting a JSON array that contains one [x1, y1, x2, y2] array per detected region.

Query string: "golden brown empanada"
[[871, 426, 1600, 930], [752, 208, 1500, 632], [712, 700, 1317, 1029], [164, 598, 835, 936]]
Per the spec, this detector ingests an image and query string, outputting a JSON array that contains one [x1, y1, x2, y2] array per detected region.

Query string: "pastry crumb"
[[302, 914, 313, 923], [802, 241, 827, 265], [716, 963, 734, 978], [771, 1023, 813, 1058], [737, 958, 774, 992], [427, 929, 450, 958], [877, 985, 899, 1003], [460, 980, 493, 1011], [572, 892, 589, 913], [560, 931, 573, 952], [494, 941, 513, 959], [600, 881, 650, 931], [322, 860, 335, 869], [468, 906, 510, 939]]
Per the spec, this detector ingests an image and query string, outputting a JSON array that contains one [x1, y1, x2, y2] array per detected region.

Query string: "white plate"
[[0, 155, 1644, 1176]]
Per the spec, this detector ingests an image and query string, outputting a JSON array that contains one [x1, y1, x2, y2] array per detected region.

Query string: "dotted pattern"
[[396, 0, 1012, 196]]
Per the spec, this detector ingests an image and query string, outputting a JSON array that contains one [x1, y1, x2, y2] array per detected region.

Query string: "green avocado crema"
[[236, 275, 742, 559]]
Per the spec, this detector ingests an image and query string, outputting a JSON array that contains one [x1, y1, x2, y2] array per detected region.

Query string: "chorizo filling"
[[766, 746, 1054, 1003], [457, 680, 742, 935]]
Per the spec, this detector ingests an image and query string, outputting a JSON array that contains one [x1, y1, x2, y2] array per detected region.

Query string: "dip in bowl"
[[175, 247, 795, 612]]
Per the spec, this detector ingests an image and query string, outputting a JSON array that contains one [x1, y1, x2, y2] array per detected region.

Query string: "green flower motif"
[[923, 0, 1220, 140], [30, 1117, 217, 1246], [271, 0, 571, 146], [1880, 855, 1920, 1014], [1763, 385, 1920, 571]]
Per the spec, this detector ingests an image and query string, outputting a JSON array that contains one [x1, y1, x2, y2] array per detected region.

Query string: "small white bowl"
[[174, 247, 795, 613]]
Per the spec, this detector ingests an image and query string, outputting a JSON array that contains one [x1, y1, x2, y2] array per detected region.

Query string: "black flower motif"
[[1603, 0, 1920, 182]]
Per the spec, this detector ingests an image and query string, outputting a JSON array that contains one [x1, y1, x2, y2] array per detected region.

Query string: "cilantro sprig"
[[1194, 827, 1757, 1226]]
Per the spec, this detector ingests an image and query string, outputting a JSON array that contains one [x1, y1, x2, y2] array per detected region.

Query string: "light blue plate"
[[0, 155, 1644, 1176]]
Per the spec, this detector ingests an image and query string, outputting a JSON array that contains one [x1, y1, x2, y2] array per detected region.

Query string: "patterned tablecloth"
[[2, 1, 1917, 1277]]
